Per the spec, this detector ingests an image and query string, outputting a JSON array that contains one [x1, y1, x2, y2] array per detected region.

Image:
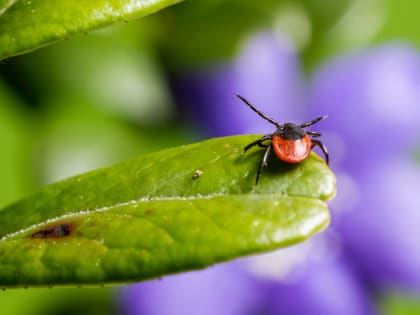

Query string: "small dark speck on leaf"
[[31, 223, 75, 239], [192, 170, 203, 179], [144, 209, 154, 215]]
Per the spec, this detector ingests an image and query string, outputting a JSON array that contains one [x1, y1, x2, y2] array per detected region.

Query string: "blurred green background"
[[1, 0, 420, 314]]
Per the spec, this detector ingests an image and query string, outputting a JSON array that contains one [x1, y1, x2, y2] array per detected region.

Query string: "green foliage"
[[0, 0, 182, 60], [380, 292, 420, 315], [375, 0, 420, 45], [154, 0, 289, 67], [0, 135, 335, 287], [0, 287, 115, 315], [0, 79, 33, 208]]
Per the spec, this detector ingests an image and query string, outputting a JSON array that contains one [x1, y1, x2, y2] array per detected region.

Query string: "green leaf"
[[0, 79, 33, 208], [0, 0, 182, 60], [0, 135, 335, 288]]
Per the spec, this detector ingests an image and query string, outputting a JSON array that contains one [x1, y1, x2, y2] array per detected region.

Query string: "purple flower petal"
[[119, 262, 265, 315], [265, 258, 377, 315], [338, 157, 420, 290], [308, 44, 420, 171]]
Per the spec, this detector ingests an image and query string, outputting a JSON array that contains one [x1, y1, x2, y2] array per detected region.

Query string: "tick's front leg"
[[244, 134, 272, 153], [255, 145, 272, 185]]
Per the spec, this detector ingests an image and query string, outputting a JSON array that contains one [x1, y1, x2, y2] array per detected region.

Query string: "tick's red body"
[[272, 134, 312, 163], [235, 93, 329, 185]]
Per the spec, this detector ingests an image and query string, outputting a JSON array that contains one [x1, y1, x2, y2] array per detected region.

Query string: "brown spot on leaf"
[[31, 222, 75, 239], [144, 209, 154, 215]]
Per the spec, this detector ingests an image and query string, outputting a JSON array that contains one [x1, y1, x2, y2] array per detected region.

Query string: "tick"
[[235, 93, 329, 185]]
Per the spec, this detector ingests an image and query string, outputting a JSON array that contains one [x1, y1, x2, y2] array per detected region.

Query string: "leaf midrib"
[[0, 192, 325, 241]]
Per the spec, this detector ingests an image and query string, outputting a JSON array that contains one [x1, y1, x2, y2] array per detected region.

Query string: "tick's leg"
[[301, 115, 327, 128], [256, 145, 272, 185], [306, 131, 321, 137], [234, 93, 280, 127], [244, 134, 272, 153], [311, 139, 329, 165]]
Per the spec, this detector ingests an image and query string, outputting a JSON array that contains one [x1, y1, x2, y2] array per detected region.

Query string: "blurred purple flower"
[[170, 34, 306, 137], [264, 257, 375, 315], [120, 34, 420, 315], [338, 157, 420, 289], [308, 45, 420, 172], [306, 44, 420, 291], [119, 262, 266, 315]]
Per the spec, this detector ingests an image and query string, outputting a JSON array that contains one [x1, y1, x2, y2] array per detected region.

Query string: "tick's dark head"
[[276, 123, 306, 140]]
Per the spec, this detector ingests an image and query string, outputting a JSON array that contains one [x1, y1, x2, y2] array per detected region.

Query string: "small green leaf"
[[0, 0, 182, 60], [0, 135, 335, 288]]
